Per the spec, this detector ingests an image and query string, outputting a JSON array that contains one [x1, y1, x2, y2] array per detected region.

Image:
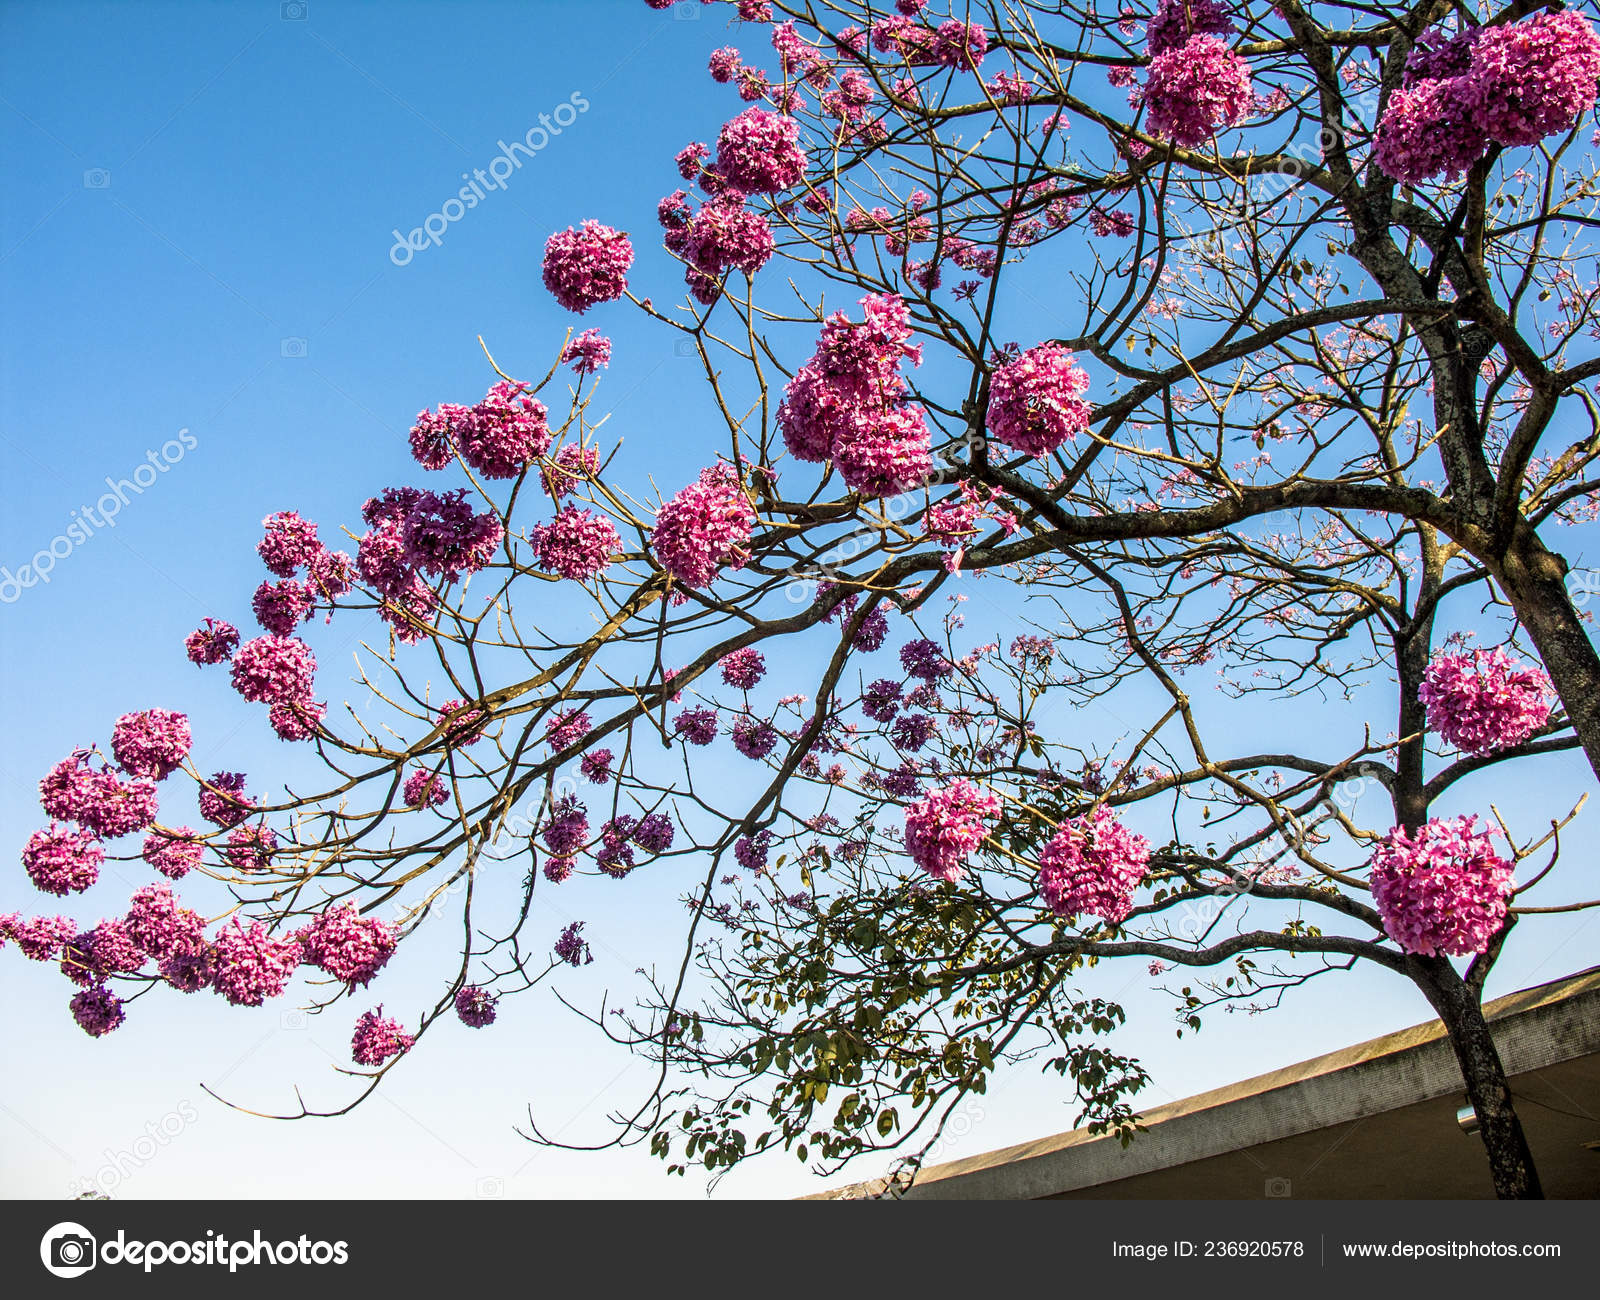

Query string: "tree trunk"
[[1410, 957, 1543, 1199], [1490, 521, 1600, 783]]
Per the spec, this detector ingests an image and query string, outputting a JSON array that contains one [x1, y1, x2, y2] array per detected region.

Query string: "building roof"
[[810, 966, 1600, 1199]]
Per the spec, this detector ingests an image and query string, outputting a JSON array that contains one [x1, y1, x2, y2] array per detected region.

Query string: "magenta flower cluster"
[[1142, 34, 1254, 148], [541, 220, 634, 314], [298, 904, 399, 987], [1036, 805, 1151, 924], [903, 778, 1001, 882], [985, 343, 1092, 457], [210, 918, 301, 1007], [562, 328, 613, 375], [651, 462, 757, 588], [532, 507, 620, 581], [1418, 646, 1552, 755], [410, 381, 553, 479], [404, 767, 449, 809], [716, 107, 808, 194], [1368, 816, 1514, 957], [351, 1007, 414, 1066], [1375, 12, 1600, 183], [777, 292, 931, 496], [455, 984, 499, 1027]]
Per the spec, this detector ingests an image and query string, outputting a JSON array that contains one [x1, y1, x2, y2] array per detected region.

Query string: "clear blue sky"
[[2, 0, 1595, 1201]]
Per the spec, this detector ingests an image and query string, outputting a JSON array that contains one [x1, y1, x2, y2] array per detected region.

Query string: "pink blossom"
[[674, 706, 719, 746], [540, 443, 601, 499], [71, 984, 126, 1037], [230, 635, 316, 706], [257, 511, 321, 578], [436, 700, 487, 747], [268, 698, 326, 742], [542, 220, 634, 313], [142, 827, 204, 879], [903, 778, 1001, 882], [720, 647, 766, 690], [1, 913, 79, 961], [108, 710, 192, 781], [226, 822, 278, 872], [198, 771, 255, 829], [546, 709, 591, 752], [581, 748, 614, 784], [185, 618, 240, 665], [1145, 0, 1235, 57], [124, 884, 207, 963], [352, 1006, 414, 1066], [1037, 805, 1151, 923], [532, 507, 620, 581], [985, 342, 1092, 456], [455, 985, 498, 1027], [1369, 816, 1514, 956], [299, 904, 398, 987], [562, 328, 612, 375], [1419, 647, 1552, 755], [210, 918, 300, 1006], [716, 107, 808, 194], [403, 767, 449, 808], [1143, 35, 1254, 147], [401, 489, 503, 582], [651, 463, 757, 588], [252, 578, 313, 637]]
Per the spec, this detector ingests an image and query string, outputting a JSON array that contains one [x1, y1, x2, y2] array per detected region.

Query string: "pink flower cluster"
[[716, 107, 808, 194], [1036, 805, 1151, 924], [562, 328, 612, 375], [298, 904, 398, 987], [230, 635, 316, 706], [532, 507, 620, 581], [351, 1007, 414, 1066], [401, 489, 503, 583], [403, 767, 449, 808], [210, 918, 301, 1007], [985, 343, 1092, 457], [542, 220, 634, 313], [198, 771, 254, 828], [1142, 34, 1254, 147], [185, 617, 240, 665], [659, 186, 776, 304], [540, 443, 600, 499], [1376, 12, 1600, 183], [903, 778, 1001, 882], [651, 463, 757, 588], [1145, 0, 1234, 57], [40, 751, 159, 840], [720, 647, 766, 690], [1418, 646, 1552, 755], [142, 828, 204, 879], [410, 381, 553, 479], [23, 825, 104, 896], [777, 293, 930, 496], [1368, 816, 1514, 956]]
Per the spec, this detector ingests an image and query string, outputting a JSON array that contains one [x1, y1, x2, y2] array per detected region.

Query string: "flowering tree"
[[9, 0, 1600, 1202]]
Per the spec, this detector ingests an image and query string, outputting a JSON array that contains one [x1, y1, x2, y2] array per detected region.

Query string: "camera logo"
[[40, 1222, 97, 1279], [280, 337, 308, 359], [1265, 1177, 1293, 1198], [83, 169, 111, 189]]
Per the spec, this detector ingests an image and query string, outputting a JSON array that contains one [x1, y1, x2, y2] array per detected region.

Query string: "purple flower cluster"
[[410, 381, 553, 479], [1145, 0, 1234, 57], [226, 822, 277, 872], [1368, 816, 1514, 957], [720, 647, 766, 690], [455, 984, 499, 1027], [554, 920, 593, 967], [230, 635, 316, 707], [674, 706, 720, 746], [403, 767, 449, 809], [543, 795, 590, 856], [562, 328, 613, 375], [299, 904, 398, 987], [199, 771, 255, 828], [716, 107, 808, 194], [210, 918, 301, 1007], [109, 709, 192, 781], [143, 828, 203, 879], [735, 828, 774, 871], [581, 748, 614, 784], [540, 443, 601, 499], [23, 825, 104, 896], [731, 717, 780, 759], [401, 489, 503, 583], [185, 617, 241, 665], [1142, 34, 1254, 147]]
